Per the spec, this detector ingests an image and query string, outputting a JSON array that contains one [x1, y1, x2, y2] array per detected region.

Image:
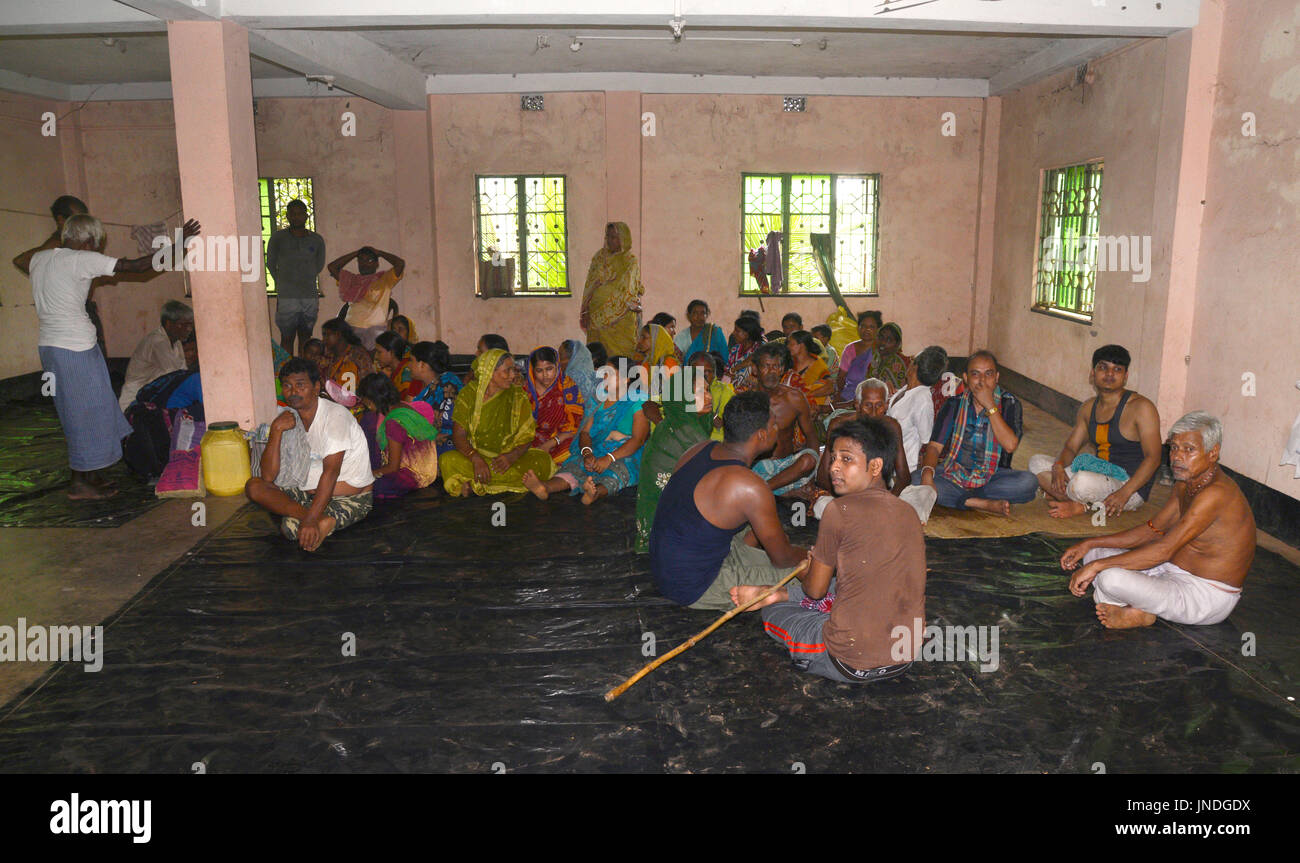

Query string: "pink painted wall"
[[429, 92, 607, 353], [60, 95, 406, 361], [0, 90, 69, 379], [254, 96, 405, 335], [641, 94, 987, 355], [430, 92, 987, 356], [1184, 0, 1300, 497], [989, 5, 1299, 498], [987, 39, 1172, 405], [74, 99, 189, 358]]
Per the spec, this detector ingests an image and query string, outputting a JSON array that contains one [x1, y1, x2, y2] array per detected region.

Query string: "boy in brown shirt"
[[733, 418, 927, 683]]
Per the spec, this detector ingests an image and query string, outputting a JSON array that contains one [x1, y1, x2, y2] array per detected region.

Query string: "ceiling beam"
[[0, 0, 165, 36], [113, 0, 223, 22], [988, 37, 1132, 95], [225, 0, 1200, 36], [112, 0, 221, 24], [60, 76, 360, 101], [427, 72, 988, 98], [0, 69, 73, 100], [111, 0, 427, 108], [245, 29, 427, 109]]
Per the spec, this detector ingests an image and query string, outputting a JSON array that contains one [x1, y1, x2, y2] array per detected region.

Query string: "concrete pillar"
[[1152, 0, 1225, 431], [393, 108, 438, 339], [604, 91, 643, 253], [167, 20, 275, 430], [968, 96, 1001, 353]]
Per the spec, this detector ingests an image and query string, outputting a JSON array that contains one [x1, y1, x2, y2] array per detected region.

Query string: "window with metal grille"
[[740, 173, 880, 296], [1033, 161, 1103, 322], [259, 177, 316, 295], [475, 176, 569, 296]]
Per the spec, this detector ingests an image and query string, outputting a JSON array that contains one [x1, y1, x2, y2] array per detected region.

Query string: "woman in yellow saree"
[[438, 349, 555, 496], [634, 322, 680, 373], [580, 222, 644, 357]]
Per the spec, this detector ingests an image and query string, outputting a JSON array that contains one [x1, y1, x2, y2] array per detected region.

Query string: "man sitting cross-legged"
[[245, 358, 375, 552], [1028, 344, 1162, 520], [810, 377, 913, 518], [733, 418, 926, 684], [917, 349, 1037, 516], [1061, 411, 1256, 629], [748, 341, 819, 497], [887, 345, 948, 524], [649, 391, 808, 610]]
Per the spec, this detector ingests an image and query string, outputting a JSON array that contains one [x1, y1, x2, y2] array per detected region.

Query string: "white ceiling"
[[0, 28, 1101, 84], [0, 34, 292, 84], [0, 0, 1201, 104], [372, 28, 1077, 80]]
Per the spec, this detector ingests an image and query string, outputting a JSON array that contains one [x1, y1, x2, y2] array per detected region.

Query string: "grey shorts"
[[688, 530, 801, 611], [275, 297, 319, 334], [760, 580, 912, 685]]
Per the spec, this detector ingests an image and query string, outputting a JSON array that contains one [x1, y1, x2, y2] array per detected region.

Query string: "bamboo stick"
[[604, 560, 808, 702]]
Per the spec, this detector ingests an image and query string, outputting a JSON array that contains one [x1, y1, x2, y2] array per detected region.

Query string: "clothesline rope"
[[0, 205, 183, 230]]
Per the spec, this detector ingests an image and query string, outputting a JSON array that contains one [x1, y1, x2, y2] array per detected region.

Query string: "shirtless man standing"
[[749, 342, 818, 496], [650, 391, 809, 610], [1061, 411, 1256, 629], [1029, 344, 1162, 519]]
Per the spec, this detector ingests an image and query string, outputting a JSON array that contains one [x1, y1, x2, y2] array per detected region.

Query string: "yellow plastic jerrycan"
[[201, 421, 251, 496]]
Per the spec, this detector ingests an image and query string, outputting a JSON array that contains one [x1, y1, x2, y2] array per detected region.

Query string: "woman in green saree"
[[438, 349, 555, 496], [634, 354, 715, 553]]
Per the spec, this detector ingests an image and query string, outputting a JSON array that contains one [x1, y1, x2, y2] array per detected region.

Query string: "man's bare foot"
[[729, 584, 788, 610], [787, 483, 818, 503], [69, 470, 116, 498], [68, 478, 117, 500], [966, 497, 1011, 516], [303, 515, 336, 552], [88, 471, 118, 490], [1096, 603, 1156, 629], [522, 470, 549, 500], [580, 476, 607, 505], [1047, 499, 1087, 518]]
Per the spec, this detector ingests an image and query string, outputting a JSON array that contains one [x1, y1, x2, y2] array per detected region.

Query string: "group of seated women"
[[296, 300, 924, 517]]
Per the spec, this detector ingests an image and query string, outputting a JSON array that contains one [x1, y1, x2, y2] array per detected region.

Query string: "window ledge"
[[475, 292, 573, 299], [1030, 305, 1093, 325], [738, 291, 879, 299]]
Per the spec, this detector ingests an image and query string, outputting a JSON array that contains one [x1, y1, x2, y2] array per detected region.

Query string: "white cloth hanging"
[[1281, 382, 1300, 479]]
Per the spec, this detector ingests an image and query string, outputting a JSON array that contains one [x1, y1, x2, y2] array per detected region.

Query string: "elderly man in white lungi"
[[29, 213, 198, 499]]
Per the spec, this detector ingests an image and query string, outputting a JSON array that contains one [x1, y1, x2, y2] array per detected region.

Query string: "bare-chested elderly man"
[[1061, 411, 1256, 629]]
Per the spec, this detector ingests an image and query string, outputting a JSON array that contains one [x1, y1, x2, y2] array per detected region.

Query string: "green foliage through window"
[[740, 173, 879, 295], [476, 176, 569, 296], [259, 177, 316, 295], [1033, 162, 1103, 321]]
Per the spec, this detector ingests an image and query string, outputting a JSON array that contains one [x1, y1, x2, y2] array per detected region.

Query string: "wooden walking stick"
[[604, 560, 808, 702]]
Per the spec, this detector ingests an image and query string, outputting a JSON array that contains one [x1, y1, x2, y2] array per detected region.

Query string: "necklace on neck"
[[1186, 465, 1218, 497]]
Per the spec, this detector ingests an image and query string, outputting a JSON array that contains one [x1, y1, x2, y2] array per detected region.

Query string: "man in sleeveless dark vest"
[[1029, 344, 1163, 519], [649, 391, 809, 610]]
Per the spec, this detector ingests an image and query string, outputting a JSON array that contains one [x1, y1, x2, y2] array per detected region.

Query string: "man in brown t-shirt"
[[733, 418, 927, 683]]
